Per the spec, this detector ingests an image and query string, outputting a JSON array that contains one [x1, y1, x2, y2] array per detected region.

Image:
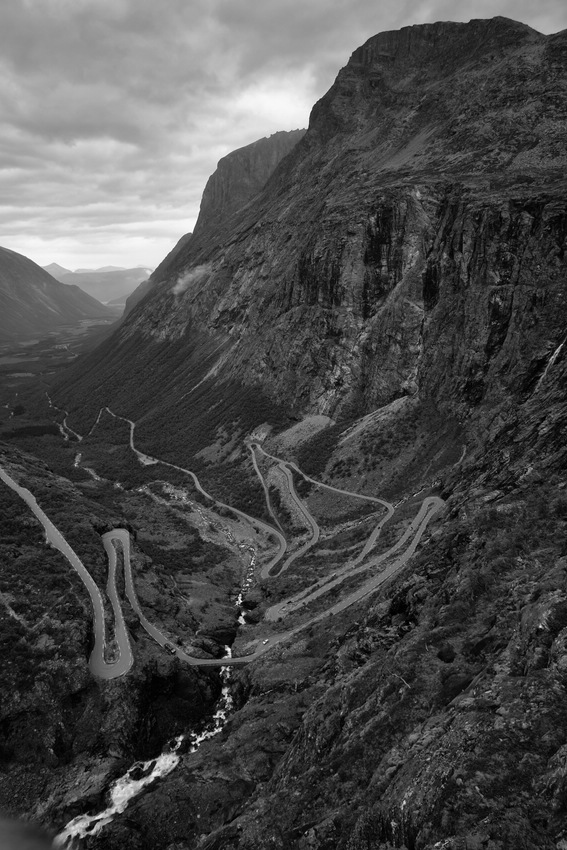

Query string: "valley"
[[0, 319, 120, 430], [0, 381, 446, 848], [0, 398, 444, 671], [1, 15, 567, 850]]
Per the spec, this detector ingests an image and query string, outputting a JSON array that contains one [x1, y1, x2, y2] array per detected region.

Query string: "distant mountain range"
[[0, 246, 113, 339], [75, 265, 126, 273], [43, 264, 153, 304], [43, 262, 73, 278]]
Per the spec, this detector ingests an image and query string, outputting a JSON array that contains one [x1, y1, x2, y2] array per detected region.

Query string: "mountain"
[[123, 234, 193, 316], [0, 246, 113, 338], [75, 265, 126, 273], [122, 129, 305, 316], [51, 267, 153, 304], [5, 17, 567, 850], [58, 18, 567, 454], [192, 129, 306, 240], [106, 292, 130, 307], [42, 262, 73, 278]]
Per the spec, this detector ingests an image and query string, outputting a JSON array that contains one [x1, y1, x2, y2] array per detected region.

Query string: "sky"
[[1, 0, 566, 272]]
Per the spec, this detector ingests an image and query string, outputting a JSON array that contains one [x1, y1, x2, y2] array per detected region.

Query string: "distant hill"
[[42, 262, 73, 278], [50, 267, 153, 304], [106, 292, 130, 307], [75, 265, 126, 273], [0, 246, 113, 339]]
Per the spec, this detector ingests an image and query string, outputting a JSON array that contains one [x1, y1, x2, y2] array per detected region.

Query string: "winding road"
[[1, 405, 444, 673], [46, 393, 83, 442], [265, 495, 443, 622], [248, 443, 285, 536], [105, 408, 288, 576], [0, 465, 132, 679], [251, 448, 321, 578], [251, 442, 395, 574]]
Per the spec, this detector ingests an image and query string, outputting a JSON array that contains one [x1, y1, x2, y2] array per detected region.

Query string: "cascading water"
[[49, 406, 254, 846], [236, 545, 256, 625], [54, 650, 234, 848]]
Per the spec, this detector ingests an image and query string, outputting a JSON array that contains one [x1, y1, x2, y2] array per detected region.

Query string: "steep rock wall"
[[192, 129, 306, 240], [58, 18, 567, 455], [120, 130, 305, 321]]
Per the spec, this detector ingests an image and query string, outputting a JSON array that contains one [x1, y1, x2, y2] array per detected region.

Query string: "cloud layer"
[[1, 0, 566, 269]]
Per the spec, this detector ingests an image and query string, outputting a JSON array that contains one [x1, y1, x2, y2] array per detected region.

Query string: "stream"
[[54, 651, 234, 848]]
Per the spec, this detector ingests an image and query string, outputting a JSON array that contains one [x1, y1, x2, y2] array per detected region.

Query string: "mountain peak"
[[192, 128, 306, 241], [351, 16, 541, 65], [147, 129, 306, 288], [42, 262, 73, 278], [307, 15, 558, 174]]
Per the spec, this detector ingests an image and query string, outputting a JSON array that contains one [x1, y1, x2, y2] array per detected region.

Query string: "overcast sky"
[[1, 0, 566, 271]]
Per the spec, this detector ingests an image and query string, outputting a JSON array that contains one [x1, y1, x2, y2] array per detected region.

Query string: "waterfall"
[[54, 657, 234, 848]]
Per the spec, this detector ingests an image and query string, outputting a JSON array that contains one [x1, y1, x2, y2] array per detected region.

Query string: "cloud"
[[0, 0, 566, 269], [172, 263, 212, 296]]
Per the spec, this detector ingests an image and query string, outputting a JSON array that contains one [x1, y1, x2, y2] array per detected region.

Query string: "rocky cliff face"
[[58, 18, 567, 448], [191, 129, 306, 241], [123, 130, 305, 319]]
